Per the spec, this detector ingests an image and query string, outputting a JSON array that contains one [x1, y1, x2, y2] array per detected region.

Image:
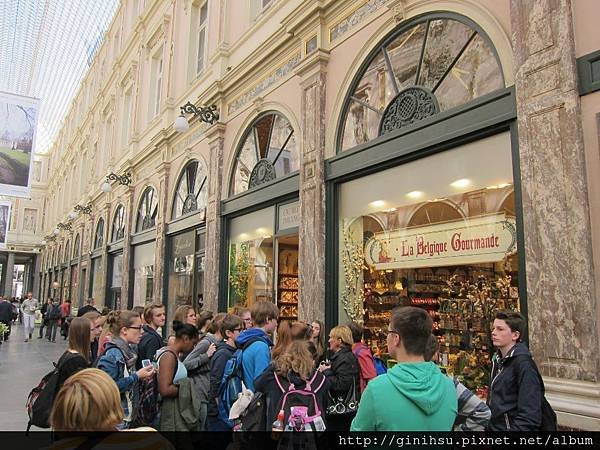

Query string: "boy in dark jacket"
[[208, 314, 243, 431], [487, 310, 543, 431], [136, 304, 165, 370]]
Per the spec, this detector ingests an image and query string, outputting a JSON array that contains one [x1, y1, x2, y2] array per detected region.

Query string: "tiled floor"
[[0, 322, 67, 431]]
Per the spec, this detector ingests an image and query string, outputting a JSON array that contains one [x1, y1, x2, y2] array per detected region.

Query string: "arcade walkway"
[[0, 322, 66, 430]]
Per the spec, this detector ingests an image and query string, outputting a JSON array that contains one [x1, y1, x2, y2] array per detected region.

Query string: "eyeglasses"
[[128, 326, 143, 331], [233, 328, 242, 332], [386, 329, 399, 336]]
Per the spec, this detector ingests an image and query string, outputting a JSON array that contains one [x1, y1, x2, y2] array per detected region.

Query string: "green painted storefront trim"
[[577, 49, 600, 96]]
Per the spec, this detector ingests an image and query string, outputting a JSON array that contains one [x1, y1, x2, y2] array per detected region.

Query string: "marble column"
[[31, 255, 41, 301], [511, 0, 600, 428], [121, 188, 135, 307], [154, 162, 171, 305], [3, 252, 15, 297], [204, 124, 226, 313], [295, 51, 329, 323]]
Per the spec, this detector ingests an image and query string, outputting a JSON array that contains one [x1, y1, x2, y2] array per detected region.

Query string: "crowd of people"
[[15, 293, 551, 443]]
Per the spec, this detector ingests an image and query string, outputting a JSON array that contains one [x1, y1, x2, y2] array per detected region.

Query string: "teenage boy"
[[487, 310, 543, 431], [351, 306, 457, 431], [22, 292, 39, 342], [208, 314, 243, 431], [236, 301, 279, 391], [347, 321, 377, 393], [136, 303, 166, 369]]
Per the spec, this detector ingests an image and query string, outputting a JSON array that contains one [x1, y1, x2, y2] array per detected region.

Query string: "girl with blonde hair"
[[318, 325, 360, 431]]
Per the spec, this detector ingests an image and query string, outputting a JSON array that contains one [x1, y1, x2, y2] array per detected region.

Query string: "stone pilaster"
[[99, 204, 111, 309], [3, 252, 15, 297], [204, 124, 226, 313], [120, 188, 135, 307], [295, 51, 329, 323], [154, 162, 170, 305], [511, 0, 598, 382]]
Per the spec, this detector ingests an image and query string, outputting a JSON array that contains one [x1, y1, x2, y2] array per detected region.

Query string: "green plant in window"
[[341, 225, 366, 322], [229, 242, 250, 306]]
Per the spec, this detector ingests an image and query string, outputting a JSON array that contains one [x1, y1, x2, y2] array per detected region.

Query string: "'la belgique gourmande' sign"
[[364, 213, 517, 270]]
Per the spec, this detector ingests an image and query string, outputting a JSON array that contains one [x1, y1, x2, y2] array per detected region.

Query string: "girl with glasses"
[[97, 310, 155, 429]]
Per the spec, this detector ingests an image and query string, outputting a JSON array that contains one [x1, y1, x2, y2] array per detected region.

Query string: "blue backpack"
[[217, 348, 244, 426], [373, 357, 387, 375]]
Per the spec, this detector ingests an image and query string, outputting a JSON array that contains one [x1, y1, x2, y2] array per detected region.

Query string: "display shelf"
[[278, 288, 298, 291], [279, 274, 298, 278], [277, 301, 298, 306]]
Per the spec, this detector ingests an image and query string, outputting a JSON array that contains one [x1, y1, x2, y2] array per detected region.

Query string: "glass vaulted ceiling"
[[0, 0, 120, 154]]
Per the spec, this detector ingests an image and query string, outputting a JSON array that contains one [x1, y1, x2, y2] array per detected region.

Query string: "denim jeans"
[[46, 320, 58, 341]]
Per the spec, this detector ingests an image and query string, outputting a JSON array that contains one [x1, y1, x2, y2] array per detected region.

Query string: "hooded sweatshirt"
[[350, 361, 457, 431], [235, 327, 273, 392]]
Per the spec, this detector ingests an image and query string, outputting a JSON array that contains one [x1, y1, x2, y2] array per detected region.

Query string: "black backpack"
[[515, 355, 557, 431], [47, 304, 61, 320], [25, 353, 75, 432]]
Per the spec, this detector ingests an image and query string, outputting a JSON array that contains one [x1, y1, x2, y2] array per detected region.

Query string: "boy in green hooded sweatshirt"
[[351, 306, 457, 431]]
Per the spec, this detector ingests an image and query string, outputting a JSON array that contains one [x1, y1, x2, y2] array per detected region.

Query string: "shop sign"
[[278, 201, 300, 231], [364, 213, 517, 270]]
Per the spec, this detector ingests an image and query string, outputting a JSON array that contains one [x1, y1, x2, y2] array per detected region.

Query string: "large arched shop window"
[[136, 187, 158, 232], [111, 205, 126, 242], [172, 160, 208, 219], [229, 111, 298, 195], [338, 14, 504, 152], [94, 218, 105, 250], [73, 234, 80, 259]]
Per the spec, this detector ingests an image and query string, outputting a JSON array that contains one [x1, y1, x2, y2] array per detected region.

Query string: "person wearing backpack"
[[46, 299, 62, 342], [237, 301, 279, 391], [254, 340, 330, 431], [26, 317, 92, 431], [487, 310, 553, 431], [208, 314, 243, 432], [347, 321, 377, 394], [97, 310, 155, 429], [183, 313, 222, 430]]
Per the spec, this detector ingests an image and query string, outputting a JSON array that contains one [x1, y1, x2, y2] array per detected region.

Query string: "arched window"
[[136, 187, 158, 232], [338, 14, 504, 152], [230, 111, 298, 196], [73, 234, 80, 259], [407, 201, 463, 227], [64, 240, 71, 263], [172, 160, 208, 219], [111, 205, 126, 242], [94, 218, 105, 249]]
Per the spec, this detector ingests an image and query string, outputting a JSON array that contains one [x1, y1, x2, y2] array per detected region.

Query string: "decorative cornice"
[[329, 0, 387, 43], [227, 51, 302, 115]]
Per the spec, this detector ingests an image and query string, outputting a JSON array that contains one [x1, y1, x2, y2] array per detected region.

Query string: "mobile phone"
[[142, 359, 152, 368]]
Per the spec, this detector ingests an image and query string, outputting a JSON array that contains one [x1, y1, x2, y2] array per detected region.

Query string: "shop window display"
[[167, 231, 195, 321], [132, 242, 155, 306], [339, 16, 504, 151], [338, 133, 520, 397], [227, 206, 299, 319]]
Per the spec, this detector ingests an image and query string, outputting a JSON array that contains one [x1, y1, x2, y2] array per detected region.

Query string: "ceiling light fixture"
[[450, 178, 471, 188]]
